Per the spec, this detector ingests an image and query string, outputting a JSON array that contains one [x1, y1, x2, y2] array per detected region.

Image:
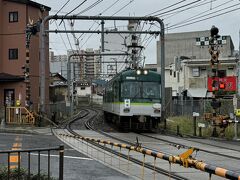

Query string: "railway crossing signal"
[[25, 19, 41, 108], [219, 82, 225, 89]]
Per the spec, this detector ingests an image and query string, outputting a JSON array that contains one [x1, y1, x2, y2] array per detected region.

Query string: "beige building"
[[148, 30, 238, 98], [0, 0, 50, 112], [157, 30, 235, 67]]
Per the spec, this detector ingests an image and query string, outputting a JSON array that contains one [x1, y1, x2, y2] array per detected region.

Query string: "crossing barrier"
[[59, 133, 240, 180]]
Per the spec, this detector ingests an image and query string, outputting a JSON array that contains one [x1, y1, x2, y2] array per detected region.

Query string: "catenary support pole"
[[40, 15, 165, 123]]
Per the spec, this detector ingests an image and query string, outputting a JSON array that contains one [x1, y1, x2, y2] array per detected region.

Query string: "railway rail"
[[53, 107, 240, 180]]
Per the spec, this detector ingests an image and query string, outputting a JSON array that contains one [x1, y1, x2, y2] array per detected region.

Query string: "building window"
[[192, 67, 200, 77], [9, 12, 18, 22], [9, 49, 18, 59]]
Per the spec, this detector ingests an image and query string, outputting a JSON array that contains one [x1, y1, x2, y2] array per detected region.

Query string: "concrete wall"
[[157, 30, 234, 67]]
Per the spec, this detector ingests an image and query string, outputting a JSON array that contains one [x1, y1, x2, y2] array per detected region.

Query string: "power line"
[[168, 2, 240, 29], [77, 0, 124, 49], [59, 0, 88, 25], [145, 0, 187, 16], [76, 0, 104, 15], [168, 0, 236, 27], [80, 25, 100, 48], [153, 0, 202, 17], [54, 21, 68, 50], [54, 0, 71, 16], [63, 20, 74, 50], [162, 0, 213, 19], [111, 0, 134, 16], [168, 6, 240, 30], [98, 0, 120, 15]]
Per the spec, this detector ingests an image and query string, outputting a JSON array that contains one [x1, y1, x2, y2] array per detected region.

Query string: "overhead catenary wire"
[[54, 0, 71, 16], [153, 0, 202, 17], [111, 0, 134, 16], [169, 1, 239, 28], [63, 20, 74, 50], [79, 0, 133, 49], [162, 0, 215, 19], [76, 0, 104, 15], [98, 0, 120, 15], [59, 0, 88, 25], [167, 5, 240, 30], [145, 0, 187, 16], [54, 21, 68, 50]]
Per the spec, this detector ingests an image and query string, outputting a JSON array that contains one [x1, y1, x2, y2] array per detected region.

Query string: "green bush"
[[166, 116, 239, 139], [0, 166, 57, 180]]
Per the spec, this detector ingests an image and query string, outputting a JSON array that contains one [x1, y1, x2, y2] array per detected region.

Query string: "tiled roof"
[[4, 0, 51, 11], [0, 73, 25, 82]]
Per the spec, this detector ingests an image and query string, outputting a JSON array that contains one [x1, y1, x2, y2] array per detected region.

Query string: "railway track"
[[53, 107, 189, 180], [138, 133, 240, 161], [53, 107, 240, 180], [84, 108, 240, 163]]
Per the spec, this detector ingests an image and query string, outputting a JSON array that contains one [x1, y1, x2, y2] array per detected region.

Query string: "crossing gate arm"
[[59, 133, 240, 179]]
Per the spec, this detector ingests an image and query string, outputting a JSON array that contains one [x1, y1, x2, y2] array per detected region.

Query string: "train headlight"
[[136, 69, 141, 75], [143, 70, 148, 75], [153, 103, 161, 110]]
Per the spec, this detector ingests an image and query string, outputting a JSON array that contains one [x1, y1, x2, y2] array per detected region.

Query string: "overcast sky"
[[34, 0, 240, 64]]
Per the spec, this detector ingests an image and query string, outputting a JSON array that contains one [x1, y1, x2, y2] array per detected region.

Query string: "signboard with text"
[[208, 76, 237, 92]]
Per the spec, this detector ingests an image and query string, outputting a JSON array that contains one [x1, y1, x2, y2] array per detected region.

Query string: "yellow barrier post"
[[119, 147, 121, 169], [168, 162, 171, 180], [111, 145, 113, 165], [127, 149, 130, 174], [153, 157, 156, 180], [104, 144, 106, 164], [209, 173, 212, 180]]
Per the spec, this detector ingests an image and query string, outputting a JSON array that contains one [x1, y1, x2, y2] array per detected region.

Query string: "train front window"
[[121, 82, 160, 100], [142, 82, 160, 99], [121, 82, 141, 98]]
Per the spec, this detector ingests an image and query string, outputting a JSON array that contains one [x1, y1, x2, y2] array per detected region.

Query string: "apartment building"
[[0, 0, 50, 112]]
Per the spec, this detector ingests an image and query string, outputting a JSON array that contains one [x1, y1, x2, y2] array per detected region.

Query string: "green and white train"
[[103, 69, 161, 131]]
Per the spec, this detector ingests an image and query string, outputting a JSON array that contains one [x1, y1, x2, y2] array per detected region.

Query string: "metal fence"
[[0, 145, 64, 180], [168, 98, 234, 117]]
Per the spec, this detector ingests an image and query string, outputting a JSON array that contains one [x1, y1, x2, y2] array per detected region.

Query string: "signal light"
[[219, 82, 225, 89], [210, 26, 219, 38]]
